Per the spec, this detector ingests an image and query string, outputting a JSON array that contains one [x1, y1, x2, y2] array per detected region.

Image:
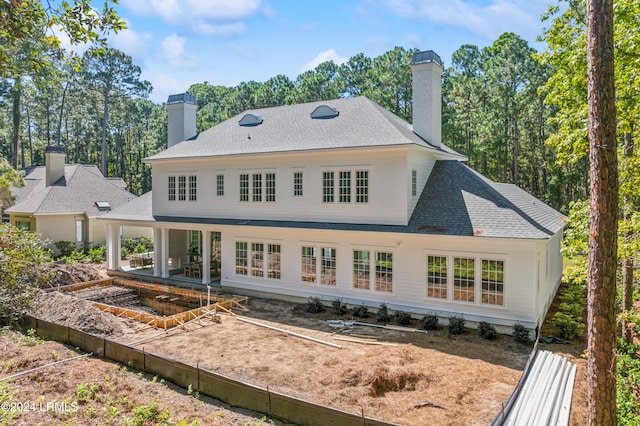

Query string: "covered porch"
[[105, 223, 222, 286]]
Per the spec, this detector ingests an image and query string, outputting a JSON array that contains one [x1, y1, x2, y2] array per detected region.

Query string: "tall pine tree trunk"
[[586, 0, 618, 424], [101, 92, 110, 176], [622, 130, 634, 344], [11, 77, 21, 169]]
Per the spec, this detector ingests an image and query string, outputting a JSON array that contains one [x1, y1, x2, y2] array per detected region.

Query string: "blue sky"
[[64, 0, 556, 103]]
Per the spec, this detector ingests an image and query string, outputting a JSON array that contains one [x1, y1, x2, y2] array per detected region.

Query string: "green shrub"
[[331, 299, 348, 315], [305, 297, 325, 314], [478, 321, 497, 340], [617, 337, 640, 424], [351, 304, 368, 318], [420, 313, 439, 330], [512, 324, 531, 343], [133, 243, 148, 254], [552, 312, 585, 340], [122, 236, 153, 254], [376, 303, 391, 323], [448, 315, 465, 335], [88, 246, 106, 263], [396, 311, 412, 326], [55, 240, 76, 258]]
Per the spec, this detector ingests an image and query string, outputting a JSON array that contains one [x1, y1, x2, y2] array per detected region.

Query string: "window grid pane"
[[411, 170, 417, 197], [427, 255, 447, 299], [339, 171, 351, 203], [321, 247, 336, 286], [253, 174, 262, 202], [251, 243, 264, 277], [168, 176, 176, 201], [322, 172, 334, 203], [235, 242, 248, 275], [375, 252, 393, 292], [482, 259, 504, 306], [294, 172, 303, 196], [216, 175, 224, 196], [268, 244, 281, 279], [453, 257, 475, 302], [240, 174, 249, 202], [178, 176, 186, 201], [189, 175, 197, 201], [301, 246, 316, 283], [266, 173, 276, 202], [353, 250, 370, 290], [356, 170, 368, 203]]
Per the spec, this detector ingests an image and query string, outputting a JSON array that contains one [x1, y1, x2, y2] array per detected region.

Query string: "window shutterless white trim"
[[178, 176, 186, 201], [236, 240, 281, 280], [239, 174, 249, 202], [267, 244, 281, 279], [265, 173, 276, 202], [423, 252, 506, 308], [293, 172, 303, 197], [235, 241, 248, 275], [75, 219, 84, 243], [188, 175, 197, 201], [301, 246, 317, 283], [351, 249, 393, 293], [168, 176, 176, 201], [252, 174, 262, 202], [339, 171, 351, 203], [251, 242, 264, 277], [216, 174, 224, 196], [322, 171, 334, 203], [411, 169, 417, 197], [299, 244, 337, 286], [355, 170, 368, 203]]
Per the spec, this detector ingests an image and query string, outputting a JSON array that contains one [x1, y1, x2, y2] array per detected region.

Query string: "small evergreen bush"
[[331, 299, 348, 315], [55, 241, 76, 258], [478, 321, 497, 340], [351, 304, 369, 318], [448, 315, 465, 335], [420, 313, 439, 330], [88, 246, 106, 263], [552, 312, 584, 340], [396, 311, 412, 326], [512, 324, 531, 344], [376, 303, 391, 323], [305, 297, 325, 314]]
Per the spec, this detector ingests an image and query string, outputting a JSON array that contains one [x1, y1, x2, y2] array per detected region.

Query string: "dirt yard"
[[0, 328, 283, 425], [117, 298, 531, 426]]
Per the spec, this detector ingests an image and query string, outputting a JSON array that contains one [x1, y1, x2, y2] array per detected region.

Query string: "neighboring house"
[[100, 50, 565, 330], [3, 146, 146, 247]]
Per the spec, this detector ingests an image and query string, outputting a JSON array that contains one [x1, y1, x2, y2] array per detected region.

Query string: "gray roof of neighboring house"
[[6, 164, 136, 218], [101, 161, 565, 239], [146, 96, 465, 161]]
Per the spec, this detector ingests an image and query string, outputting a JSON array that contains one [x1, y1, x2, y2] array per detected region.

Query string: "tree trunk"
[[585, 0, 618, 424], [101, 92, 110, 176], [26, 106, 32, 167], [57, 81, 70, 146], [622, 130, 634, 344], [11, 76, 21, 169]]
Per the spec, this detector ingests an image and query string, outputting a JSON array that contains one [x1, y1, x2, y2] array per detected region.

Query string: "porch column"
[[106, 224, 121, 270], [153, 227, 162, 277], [202, 230, 211, 284], [161, 227, 169, 278]]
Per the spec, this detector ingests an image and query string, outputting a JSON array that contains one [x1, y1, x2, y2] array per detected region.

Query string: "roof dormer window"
[[239, 114, 263, 127], [310, 105, 339, 119]]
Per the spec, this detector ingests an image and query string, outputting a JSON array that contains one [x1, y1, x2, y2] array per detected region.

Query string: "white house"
[[100, 50, 565, 330]]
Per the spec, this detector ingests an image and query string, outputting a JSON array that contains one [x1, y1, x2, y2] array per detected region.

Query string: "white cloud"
[[143, 71, 188, 103], [121, 0, 265, 35], [381, 0, 540, 40], [302, 49, 348, 72], [158, 33, 199, 70], [109, 24, 153, 60]]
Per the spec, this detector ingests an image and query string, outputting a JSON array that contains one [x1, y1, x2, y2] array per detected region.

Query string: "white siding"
[[407, 147, 436, 220], [151, 147, 411, 225], [534, 231, 564, 325], [195, 224, 543, 328]]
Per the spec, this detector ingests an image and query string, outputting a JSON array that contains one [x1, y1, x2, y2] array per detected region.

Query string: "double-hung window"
[[240, 174, 249, 202], [216, 174, 224, 196], [322, 172, 334, 203], [266, 173, 276, 202], [293, 172, 303, 197], [339, 171, 351, 203], [168, 176, 176, 201]]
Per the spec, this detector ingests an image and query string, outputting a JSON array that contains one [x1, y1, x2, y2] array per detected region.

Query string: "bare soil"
[[119, 298, 531, 426], [0, 328, 283, 425]]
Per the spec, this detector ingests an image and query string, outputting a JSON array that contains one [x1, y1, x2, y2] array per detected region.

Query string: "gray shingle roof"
[[102, 161, 564, 240], [146, 97, 466, 161], [6, 165, 136, 218]]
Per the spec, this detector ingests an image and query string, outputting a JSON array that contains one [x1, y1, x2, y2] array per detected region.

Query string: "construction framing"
[[59, 278, 249, 330]]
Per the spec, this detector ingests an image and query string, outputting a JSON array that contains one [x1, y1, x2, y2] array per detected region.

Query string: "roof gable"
[[6, 165, 135, 217], [146, 97, 465, 161]]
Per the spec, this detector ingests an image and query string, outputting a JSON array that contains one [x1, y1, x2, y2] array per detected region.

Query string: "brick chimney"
[[45, 146, 65, 186], [410, 50, 443, 148], [167, 93, 197, 148]]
